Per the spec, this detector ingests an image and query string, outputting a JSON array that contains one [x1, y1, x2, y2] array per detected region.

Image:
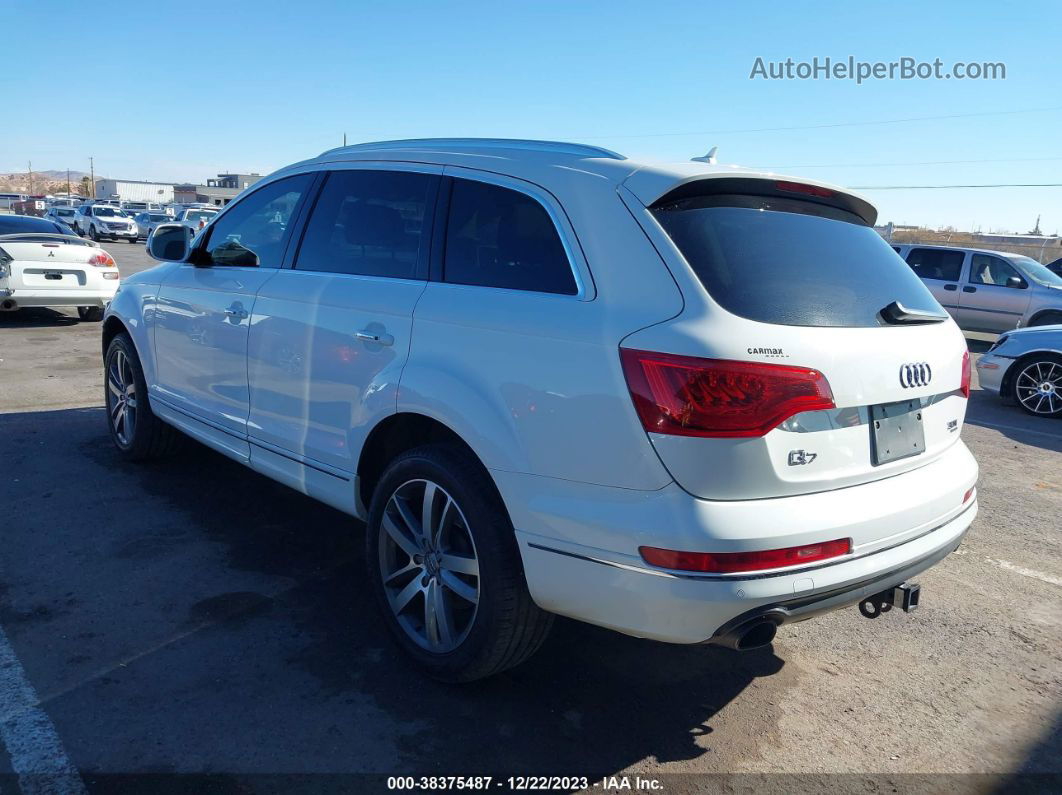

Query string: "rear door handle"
[[224, 303, 249, 319], [356, 330, 394, 346], [962, 286, 977, 293], [943, 284, 957, 291]]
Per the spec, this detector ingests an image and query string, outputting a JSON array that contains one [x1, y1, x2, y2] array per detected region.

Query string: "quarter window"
[[201, 174, 312, 268], [905, 248, 964, 282], [443, 179, 576, 295], [295, 170, 436, 279]]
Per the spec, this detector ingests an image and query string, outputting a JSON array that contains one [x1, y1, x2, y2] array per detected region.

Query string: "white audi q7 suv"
[[102, 139, 978, 681]]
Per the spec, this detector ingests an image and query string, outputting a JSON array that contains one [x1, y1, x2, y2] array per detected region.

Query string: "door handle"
[[356, 330, 394, 346], [224, 304, 249, 319], [943, 284, 957, 291], [962, 286, 977, 293]]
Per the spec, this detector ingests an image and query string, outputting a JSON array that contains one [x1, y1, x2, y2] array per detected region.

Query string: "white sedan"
[[0, 214, 120, 321]]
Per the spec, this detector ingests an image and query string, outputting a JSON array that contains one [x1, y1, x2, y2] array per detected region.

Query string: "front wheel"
[[89, 225, 100, 242], [77, 306, 103, 322], [366, 444, 553, 682], [1013, 353, 1062, 418], [104, 333, 182, 459], [128, 238, 137, 244]]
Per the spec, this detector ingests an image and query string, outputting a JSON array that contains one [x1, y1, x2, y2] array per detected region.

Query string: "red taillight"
[[88, 251, 116, 267], [776, 180, 835, 198], [640, 538, 851, 574], [198, 220, 206, 229], [960, 350, 971, 398], [620, 349, 835, 438]]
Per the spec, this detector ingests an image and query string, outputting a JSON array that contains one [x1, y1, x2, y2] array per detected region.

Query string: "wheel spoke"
[[440, 570, 478, 604], [382, 512, 421, 559], [392, 495, 424, 546], [110, 399, 123, 421], [108, 375, 122, 398], [424, 580, 454, 650], [421, 482, 438, 545], [388, 577, 422, 615], [1035, 395, 1046, 413], [114, 406, 126, 438], [383, 558, 421, 586], [440, 552, 479, 576]]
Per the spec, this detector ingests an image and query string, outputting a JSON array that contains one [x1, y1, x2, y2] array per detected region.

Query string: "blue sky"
[[4, 0, 1060, 231]]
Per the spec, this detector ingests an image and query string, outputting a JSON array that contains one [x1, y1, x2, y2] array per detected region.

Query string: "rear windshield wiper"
[[879, 301, 949, 325]]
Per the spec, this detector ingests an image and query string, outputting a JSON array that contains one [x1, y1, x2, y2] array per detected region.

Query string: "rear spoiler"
[[623, 168, 877, 226], [0, 233, 97, 247]]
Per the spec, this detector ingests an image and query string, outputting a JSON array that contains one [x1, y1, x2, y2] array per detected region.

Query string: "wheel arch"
[[1026, 310, 1062, 328], [356, 412, 505, 517]]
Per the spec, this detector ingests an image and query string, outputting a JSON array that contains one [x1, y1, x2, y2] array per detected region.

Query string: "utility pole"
[[67, 169, 71, 196], [89, 157, 95, 199], [343, 132, 347, 146], [27, 161, 33, 194]]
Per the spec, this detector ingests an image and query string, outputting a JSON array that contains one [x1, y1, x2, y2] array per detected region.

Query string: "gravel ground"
[[0, 243, 1059, 793]]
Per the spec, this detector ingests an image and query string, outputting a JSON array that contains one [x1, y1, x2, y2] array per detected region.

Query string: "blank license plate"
[[870, 399, 925, 465]]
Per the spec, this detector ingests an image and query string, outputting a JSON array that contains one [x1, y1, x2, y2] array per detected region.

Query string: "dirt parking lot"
[[1, 244, 1059, 793]]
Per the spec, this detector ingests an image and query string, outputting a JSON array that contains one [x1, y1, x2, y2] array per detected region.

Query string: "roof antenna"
[[691, 146, 718, 164]]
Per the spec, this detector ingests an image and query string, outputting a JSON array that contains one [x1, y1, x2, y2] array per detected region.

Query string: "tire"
[[128, 238, 137, 244], [1011, 353, 1062, 418], [104, 333, 182, 459], [89, 225, 100, 242], [366, 444, 553, 682], [1028, 312, 1062, 328], [77, 306, 103, 322]]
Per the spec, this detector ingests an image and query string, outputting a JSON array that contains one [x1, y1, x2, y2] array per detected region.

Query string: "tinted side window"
[[970, 254, 1020, 286], [202, 175, 312, 267], [295, 170, 436, 279], [905, 248, 964, 281], [443, 179, 576, 295]]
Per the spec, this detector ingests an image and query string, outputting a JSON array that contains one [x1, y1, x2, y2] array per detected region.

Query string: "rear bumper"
[[975, 353, 1010, 396], [501, 440, 978, 644], [0, 286, 117, 308]]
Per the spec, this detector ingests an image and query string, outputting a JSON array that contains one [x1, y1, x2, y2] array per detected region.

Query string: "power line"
[[852, 183, 1062, 190], [579, 105, 1062, 140], [755, 155, 1062, 169]]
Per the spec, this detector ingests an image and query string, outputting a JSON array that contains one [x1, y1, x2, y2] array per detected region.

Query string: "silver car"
[[976, 325, 1062, 417], [894, 244, 1062, 332]]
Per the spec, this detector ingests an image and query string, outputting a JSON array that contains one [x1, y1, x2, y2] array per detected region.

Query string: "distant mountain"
[[0, 169, 96, 195]]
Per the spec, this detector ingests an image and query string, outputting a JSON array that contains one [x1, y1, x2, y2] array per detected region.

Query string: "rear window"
[[651, 195, 941, 327], [0, 216, 66, 234]]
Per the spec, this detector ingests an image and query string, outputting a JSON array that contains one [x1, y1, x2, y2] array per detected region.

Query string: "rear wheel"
[[366, 444, 552, 682], [1012, 353, 1062, 418], [104, 333, 182, 459], [77, 306, 103, 322]]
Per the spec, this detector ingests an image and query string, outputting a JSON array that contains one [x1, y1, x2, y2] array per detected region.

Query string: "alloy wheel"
[[107, 349, 137, 445], [1015, 359, 1061, 415], [378, 479, 480, 653]]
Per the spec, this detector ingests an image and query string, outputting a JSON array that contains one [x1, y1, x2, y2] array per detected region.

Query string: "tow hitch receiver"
[[858, 582, 921, 618]]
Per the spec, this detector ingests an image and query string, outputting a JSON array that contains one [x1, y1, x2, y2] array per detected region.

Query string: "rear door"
[[152, 174, 315, 458], [247, 165, 440, 474], [958, 253, 1032, 333], [623, 183, 970, 505], [904, 247, 965, 320]]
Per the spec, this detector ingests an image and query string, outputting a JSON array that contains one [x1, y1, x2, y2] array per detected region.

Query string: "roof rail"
[[318, 138, 625, 160]]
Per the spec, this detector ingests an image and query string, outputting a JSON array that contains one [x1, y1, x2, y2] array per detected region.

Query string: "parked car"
[[976, 325, 1062, 417], [104, 138, 978, 681], [893, 244, 1062, 332], [173, 207, 219, 236], [0, 214, 120, 320], [133, 212, 172, 240], [44, 206, 79, 228], [1045, 258, 1062, 278], [73, 204, 139, 243]]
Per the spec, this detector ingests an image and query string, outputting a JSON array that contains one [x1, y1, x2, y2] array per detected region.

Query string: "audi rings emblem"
[[899, 362, 932, 389]]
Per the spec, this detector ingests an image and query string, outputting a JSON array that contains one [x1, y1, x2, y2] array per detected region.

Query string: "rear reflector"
[[960, 350, 971, 398], [963, 487, 975, 504], [640, 538, 852, 574], [620, 349, 835, 437]]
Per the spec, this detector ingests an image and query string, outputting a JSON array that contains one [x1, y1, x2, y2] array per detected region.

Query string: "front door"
[[958, 253, 1032, 333], [153, 174, 315, 457]]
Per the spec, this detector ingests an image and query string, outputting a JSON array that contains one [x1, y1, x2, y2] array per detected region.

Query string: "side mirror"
[[1007, 275, 1027, 289], [147, 223, 193, 262]]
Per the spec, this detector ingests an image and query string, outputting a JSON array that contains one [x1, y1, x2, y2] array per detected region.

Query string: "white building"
[[94, 179, 175, 204]]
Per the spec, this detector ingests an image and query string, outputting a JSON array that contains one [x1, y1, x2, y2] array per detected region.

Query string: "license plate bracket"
[[870, 399, 925, 466]]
